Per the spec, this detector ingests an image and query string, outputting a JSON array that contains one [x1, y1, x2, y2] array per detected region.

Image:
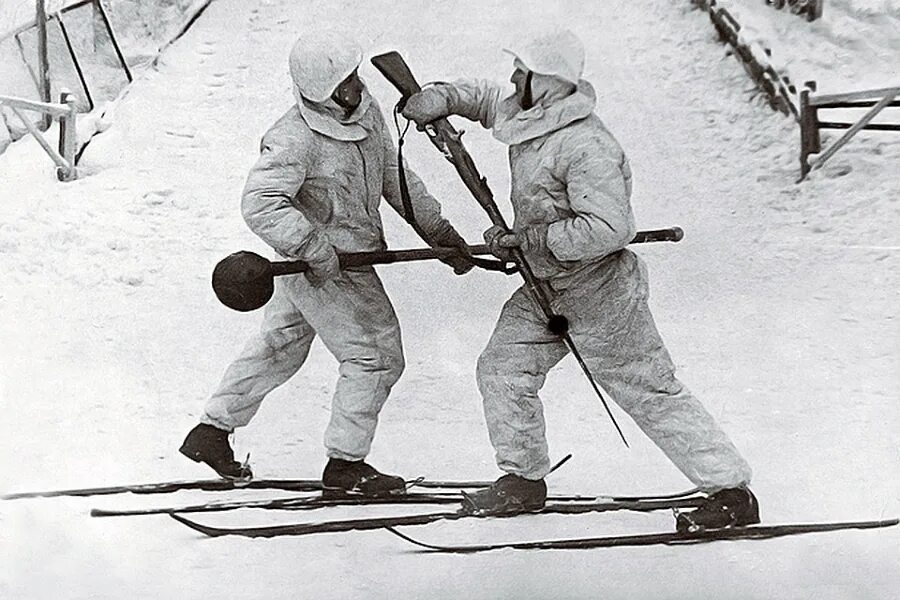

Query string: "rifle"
[[371, 51, 662, 446], [212, 228, 682, 313]]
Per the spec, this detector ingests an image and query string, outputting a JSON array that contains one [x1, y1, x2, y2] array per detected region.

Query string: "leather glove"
[[432, 230, 474, 275], [484, 224, 549, 261], [401, 87, 451, 126], [303, 238, 340, 287]]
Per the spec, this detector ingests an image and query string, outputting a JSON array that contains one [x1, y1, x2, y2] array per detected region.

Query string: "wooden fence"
[[799, 83, 900, 180], [0, 91, 79, 180], [765, 0, 824, 22], [692, 0, 799, 118], [1, 0, 133, 115], [692, 2, 896, 181]]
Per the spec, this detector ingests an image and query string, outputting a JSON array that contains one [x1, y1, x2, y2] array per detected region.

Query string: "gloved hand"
[[432, 230, 474, 275], [483, 223, 549, 261], [303, 239, 340, 287], [401, 87, 451, 127], [483, 225, 516, 261]]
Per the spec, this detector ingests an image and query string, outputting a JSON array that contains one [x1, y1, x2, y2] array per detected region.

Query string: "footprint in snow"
[[164, 124, 199, 138], [115, 273, 144, 286], [823, 163, 853, 178], [143, 190, 173, 205]]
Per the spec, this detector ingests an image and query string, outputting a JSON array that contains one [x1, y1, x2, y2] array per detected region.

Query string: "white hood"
[[289, 31, 362, 103], [503, 28, 585, 85]]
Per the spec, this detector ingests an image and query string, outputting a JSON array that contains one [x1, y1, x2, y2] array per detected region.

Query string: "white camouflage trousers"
[[476, 250, 753, 492], [202, 268, 404, 461]]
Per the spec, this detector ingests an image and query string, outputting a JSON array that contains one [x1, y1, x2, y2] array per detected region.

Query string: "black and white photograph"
[[1, 1, 898, 598]]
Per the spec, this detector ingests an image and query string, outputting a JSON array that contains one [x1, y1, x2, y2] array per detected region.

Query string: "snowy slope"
[[1, 0, 898, 599], [0, 0, 62, 37], [717, 0, 900, 93]]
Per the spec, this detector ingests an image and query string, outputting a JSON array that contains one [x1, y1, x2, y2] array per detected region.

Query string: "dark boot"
[[676, 487, 760, 533], [179, 423, 252, 480], [321, 458, 406, 496], [460, 474, 547, 516]]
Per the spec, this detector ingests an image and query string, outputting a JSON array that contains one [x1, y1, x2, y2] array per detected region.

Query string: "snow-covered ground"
[[1, 0, 898, 598]]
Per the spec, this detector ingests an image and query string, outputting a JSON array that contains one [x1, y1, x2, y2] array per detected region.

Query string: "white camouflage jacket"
[[241, 95, 461, 261], [431, 78, 636, 282]]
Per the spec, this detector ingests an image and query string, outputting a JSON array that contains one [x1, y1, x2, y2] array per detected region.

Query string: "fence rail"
[[799, 83, 900, 180], [693, 1, 799, 118], [765, 0, 824, 22], [0, 91, 79, 180], [2, 0, 132, 117]]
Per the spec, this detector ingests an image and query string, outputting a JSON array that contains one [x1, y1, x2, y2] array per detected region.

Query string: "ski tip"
[[169, 512, 221, 537], [169, 512, 192, 526], [383, 526, 445, 552]]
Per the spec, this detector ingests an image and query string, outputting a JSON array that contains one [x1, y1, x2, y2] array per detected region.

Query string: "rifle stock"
[[371, 51, 423, 98]]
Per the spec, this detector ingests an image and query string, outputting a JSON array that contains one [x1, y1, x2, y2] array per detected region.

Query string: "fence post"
[[810, 0, 824, 22], [57, 91, 78, 181], [36, 0, 52, 130], [798, 82, 819, 180], [91, 0, 103, 52]]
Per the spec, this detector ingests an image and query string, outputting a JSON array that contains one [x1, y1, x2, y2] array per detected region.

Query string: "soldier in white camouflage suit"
[[402, 28, 758, 531], [180, 31, 471, 496]]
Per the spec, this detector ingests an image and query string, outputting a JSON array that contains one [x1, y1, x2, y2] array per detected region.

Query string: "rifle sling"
[[396, 133, 510, 274]]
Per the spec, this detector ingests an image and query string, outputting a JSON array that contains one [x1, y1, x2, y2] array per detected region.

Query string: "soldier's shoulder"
[[261, 106, 314, 150], [558, 114, 624, 159]]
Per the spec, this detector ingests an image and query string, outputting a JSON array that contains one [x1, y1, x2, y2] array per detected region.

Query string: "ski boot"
[[676, 486, 759, 533], [179, 423, 252, 480], [321, 458, 406, 497], [460, 474, 547, 516]]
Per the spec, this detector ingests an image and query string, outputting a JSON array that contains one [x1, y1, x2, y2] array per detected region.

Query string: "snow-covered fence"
[[1, 1, 211, 157], [692, 0, 798, 118], [799, 83, 900, 180], [1, 0, 132, 113], [0, 90, 79, 180], [764, 0, 824, 22]]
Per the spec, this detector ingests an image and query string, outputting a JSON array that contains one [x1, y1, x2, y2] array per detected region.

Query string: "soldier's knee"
[[383, 351, 405, 385], [262, 326, 304, 352], [476, 345, 503, 381], [341, 349, 404, 385]]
